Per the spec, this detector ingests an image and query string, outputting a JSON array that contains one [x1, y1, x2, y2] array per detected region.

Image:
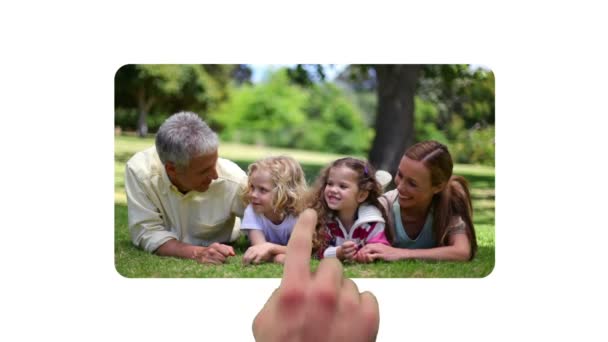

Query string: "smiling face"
[[323, 165, 367, 214], [248, 169, 276, 217], [166, 150, 219, 193], [394, 156, 444, 211]]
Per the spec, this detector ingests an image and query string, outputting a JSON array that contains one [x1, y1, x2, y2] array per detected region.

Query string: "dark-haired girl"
[[307, 158, 392, 261]]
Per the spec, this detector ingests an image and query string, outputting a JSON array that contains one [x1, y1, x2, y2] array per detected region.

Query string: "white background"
[[1, 1, 607, 341]]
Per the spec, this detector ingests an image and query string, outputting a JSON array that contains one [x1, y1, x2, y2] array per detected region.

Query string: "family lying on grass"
[[125, 111, 477, 265]]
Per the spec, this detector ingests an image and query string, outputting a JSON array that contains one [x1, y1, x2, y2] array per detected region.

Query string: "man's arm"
[[125, 162, 235, 263], [124, 163, 178, 253]]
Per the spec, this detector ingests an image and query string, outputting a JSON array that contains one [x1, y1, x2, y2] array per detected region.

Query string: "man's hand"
[[252, 209, 380, 341], [155, 239, 233, 264], [192, 242, 235, 265]]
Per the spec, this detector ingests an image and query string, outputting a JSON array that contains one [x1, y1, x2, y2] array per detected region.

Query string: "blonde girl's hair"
[[242, 156, 308, 219], [306, 157, 391, 254]]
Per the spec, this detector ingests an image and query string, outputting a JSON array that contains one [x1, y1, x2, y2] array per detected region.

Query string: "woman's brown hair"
[[404, 141, 478, 260]]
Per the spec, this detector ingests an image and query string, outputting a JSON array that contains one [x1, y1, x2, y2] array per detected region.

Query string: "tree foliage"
[[335, 64, 495, 167], [115, 64, 237, 135], [211, 69, 372, 155], [212, 70, 308, 148], [115, 64, 494, 167], [416, 65, 495, 165]]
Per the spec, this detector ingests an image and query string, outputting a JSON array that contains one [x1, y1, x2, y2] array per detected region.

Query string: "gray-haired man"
[[124, 111, 247, 264]]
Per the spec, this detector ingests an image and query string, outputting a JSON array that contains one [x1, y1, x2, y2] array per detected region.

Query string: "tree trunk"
[[368, 64, 421, 179], [137, 109, 148, 137], [136, 87, 153, 137]]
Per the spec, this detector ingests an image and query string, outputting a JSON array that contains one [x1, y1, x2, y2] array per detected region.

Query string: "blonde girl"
[[241, 156, 307, 264]]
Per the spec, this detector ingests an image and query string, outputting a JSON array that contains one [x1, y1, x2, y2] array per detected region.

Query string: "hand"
[[354, 249, 373, 263], [253, 209, 380, 341], [338, 240, 357, 261], [243, 243, 275, 265], [192, 242, 235, 264], [209, 242, 236, 256], [359, 243, 406, 262]]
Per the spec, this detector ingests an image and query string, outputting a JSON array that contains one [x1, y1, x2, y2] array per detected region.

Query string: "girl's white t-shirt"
[[240, 204, 297, 245]]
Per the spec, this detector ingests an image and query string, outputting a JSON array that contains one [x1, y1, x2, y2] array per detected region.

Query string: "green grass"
[[114, 135, 495, 278]]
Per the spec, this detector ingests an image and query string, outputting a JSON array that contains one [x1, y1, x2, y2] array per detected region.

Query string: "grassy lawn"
[[114, 135, 495, 278]]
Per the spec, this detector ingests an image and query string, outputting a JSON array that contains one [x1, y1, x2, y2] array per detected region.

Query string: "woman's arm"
[[398, 233, 471, 261], [360, 233, 471, 262]]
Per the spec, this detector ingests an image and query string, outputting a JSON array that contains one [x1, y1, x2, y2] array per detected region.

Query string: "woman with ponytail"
[[358, 141, 478, 262]]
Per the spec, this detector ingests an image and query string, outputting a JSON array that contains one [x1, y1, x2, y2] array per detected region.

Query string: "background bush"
[[414, 97, 495, 165], [115, 64, 494, 165], [211, 69, 373, 156]]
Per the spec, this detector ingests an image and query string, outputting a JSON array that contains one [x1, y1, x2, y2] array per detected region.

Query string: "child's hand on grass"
[[243, 242, 275, 265]]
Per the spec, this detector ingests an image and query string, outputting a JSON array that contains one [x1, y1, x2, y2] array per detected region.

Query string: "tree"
[[368, 65, 421, 174], [418, 65, 494, 129], [115, 64, 235, 136], [230, 64, 253, 85], [287, 64, 421, 176], [294, 64, 495, 173]]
